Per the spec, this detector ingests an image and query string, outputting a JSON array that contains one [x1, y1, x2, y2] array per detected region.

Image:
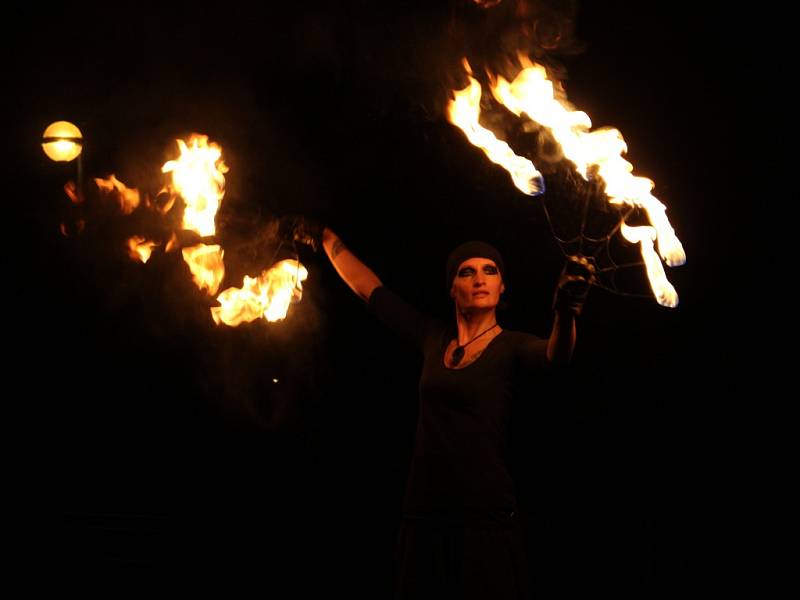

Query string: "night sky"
[[11, 1, 789, 596]]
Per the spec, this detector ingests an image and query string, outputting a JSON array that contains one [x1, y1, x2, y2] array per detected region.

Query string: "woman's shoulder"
[[500, 329, 548, 367], [370, 286, 444, 325], [369, 285, 447, 349], [500, 328, 544, 344]]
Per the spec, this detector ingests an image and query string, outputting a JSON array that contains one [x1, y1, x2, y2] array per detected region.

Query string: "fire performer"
[[284, 216, 594, 599]]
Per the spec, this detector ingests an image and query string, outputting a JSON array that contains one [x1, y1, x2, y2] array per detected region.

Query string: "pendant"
[[451, 346, 465, 366]]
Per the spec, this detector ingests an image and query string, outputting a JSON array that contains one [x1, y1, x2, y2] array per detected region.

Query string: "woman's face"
[[450, 257, 505, 312]]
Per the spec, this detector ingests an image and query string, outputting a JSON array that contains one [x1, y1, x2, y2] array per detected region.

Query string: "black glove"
[[276, 215, 325, 252], [552, 255, 596, 317]]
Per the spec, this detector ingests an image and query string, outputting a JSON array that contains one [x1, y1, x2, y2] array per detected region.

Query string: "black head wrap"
[[445, 241, 506, 290]]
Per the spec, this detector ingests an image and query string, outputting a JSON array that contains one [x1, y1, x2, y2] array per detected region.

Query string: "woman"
[[288, 218, 594, 598]]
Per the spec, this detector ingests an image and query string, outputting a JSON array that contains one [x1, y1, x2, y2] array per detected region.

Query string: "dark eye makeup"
[[457, 264, 498, 277]]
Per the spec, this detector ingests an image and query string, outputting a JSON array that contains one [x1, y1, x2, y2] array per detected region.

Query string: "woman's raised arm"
[[322, 228, 383, 302], [546, 255, 596, 365]]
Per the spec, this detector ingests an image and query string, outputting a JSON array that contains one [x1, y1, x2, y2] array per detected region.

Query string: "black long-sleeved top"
[[369, 286, 549, 522]]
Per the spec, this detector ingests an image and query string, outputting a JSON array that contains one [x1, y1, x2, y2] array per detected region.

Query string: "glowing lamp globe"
[[42, 121, 83, 162]]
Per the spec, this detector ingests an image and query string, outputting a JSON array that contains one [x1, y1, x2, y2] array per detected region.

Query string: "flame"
[[59, 220, 85, 237], [447, 62, 544, 195], [182, 243, 225, 296], [59, 132, 312, 323], [95, 175, 141, 215], [64, 181, 82, 205], [155, 186, 177, 215], [211, 259, 308, 326], [620, 224, 678, 308], [490, 56, 686, 270], [165, 232, 179, 253], [448, 56, 685, 306], [162, 134, 228, 237], [127, 236, 158, 263]]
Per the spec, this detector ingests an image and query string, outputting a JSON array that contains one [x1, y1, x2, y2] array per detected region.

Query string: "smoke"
[[456, 0, 581, 79], [343, 1, 581, 119]]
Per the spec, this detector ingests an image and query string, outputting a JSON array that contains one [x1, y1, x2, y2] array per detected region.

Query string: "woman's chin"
[[458, 301, 498, 314]]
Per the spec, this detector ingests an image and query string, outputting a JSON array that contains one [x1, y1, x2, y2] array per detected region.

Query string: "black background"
[[10, 1, 790, 596]]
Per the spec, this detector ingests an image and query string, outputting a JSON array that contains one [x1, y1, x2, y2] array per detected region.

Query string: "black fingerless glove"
[[292, 216, 324, 252], [277, 215, 325, 252], [552, 255, 596, 317]]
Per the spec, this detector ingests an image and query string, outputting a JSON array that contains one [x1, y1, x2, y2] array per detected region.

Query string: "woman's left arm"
[[546, 255, 595, 366], [546, 309, 577, 366]]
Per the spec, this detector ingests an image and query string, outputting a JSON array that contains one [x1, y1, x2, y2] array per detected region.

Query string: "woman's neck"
[[454, 308, 499, 346]]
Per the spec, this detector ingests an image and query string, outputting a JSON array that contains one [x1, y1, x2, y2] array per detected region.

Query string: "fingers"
[[291, 217, 323, 252], [559, 276, 591, 300], [553, 255, 595, 315], [563, 254, 597, 285], [564, 254, 595, 271]]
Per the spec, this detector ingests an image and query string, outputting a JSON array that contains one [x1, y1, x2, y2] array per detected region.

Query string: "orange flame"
[[165, 232, 179, 253], [64, 181, 83, 205], [95, 175, 141, 215], [450, 56, 685, 307], [75, 133, 311, 322], [182, 243, 225, 296], [619, 224, 678, 308], [154, 186, 177, 215], [491, 56, 686, 270], [127, 236, 158, 263], [211, 259, 308, 326], [59, 220, 85, 237], [447, 61, 544, 195], [161, 134, 228, 237]]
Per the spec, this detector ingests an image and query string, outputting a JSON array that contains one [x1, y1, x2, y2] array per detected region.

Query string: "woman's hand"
[[552, 255, 597, 317], [277, 215, 325, 252]]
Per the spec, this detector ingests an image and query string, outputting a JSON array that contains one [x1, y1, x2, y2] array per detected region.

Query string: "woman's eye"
[[484, 266, 498, 274], [458, 268, 475, 277]]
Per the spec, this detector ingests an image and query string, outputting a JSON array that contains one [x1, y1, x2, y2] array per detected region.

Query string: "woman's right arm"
[[322, 228, 383, 302]]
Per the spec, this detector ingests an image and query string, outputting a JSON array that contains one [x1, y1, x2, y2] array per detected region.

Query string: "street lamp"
[[42, 120, 84, 203], [42, 121, 83, 162]]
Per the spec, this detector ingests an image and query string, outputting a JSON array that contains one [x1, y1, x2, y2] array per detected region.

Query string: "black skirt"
[[393, 515, 531, 600]]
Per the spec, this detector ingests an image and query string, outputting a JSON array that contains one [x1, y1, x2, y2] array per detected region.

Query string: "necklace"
[[450, 323, 499, 366]]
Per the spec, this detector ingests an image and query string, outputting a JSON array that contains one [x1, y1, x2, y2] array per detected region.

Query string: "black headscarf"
[[445, 241, 506, 290]]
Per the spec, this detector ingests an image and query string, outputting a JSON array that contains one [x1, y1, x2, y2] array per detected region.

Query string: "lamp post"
[[42, 120, 84, 200]]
